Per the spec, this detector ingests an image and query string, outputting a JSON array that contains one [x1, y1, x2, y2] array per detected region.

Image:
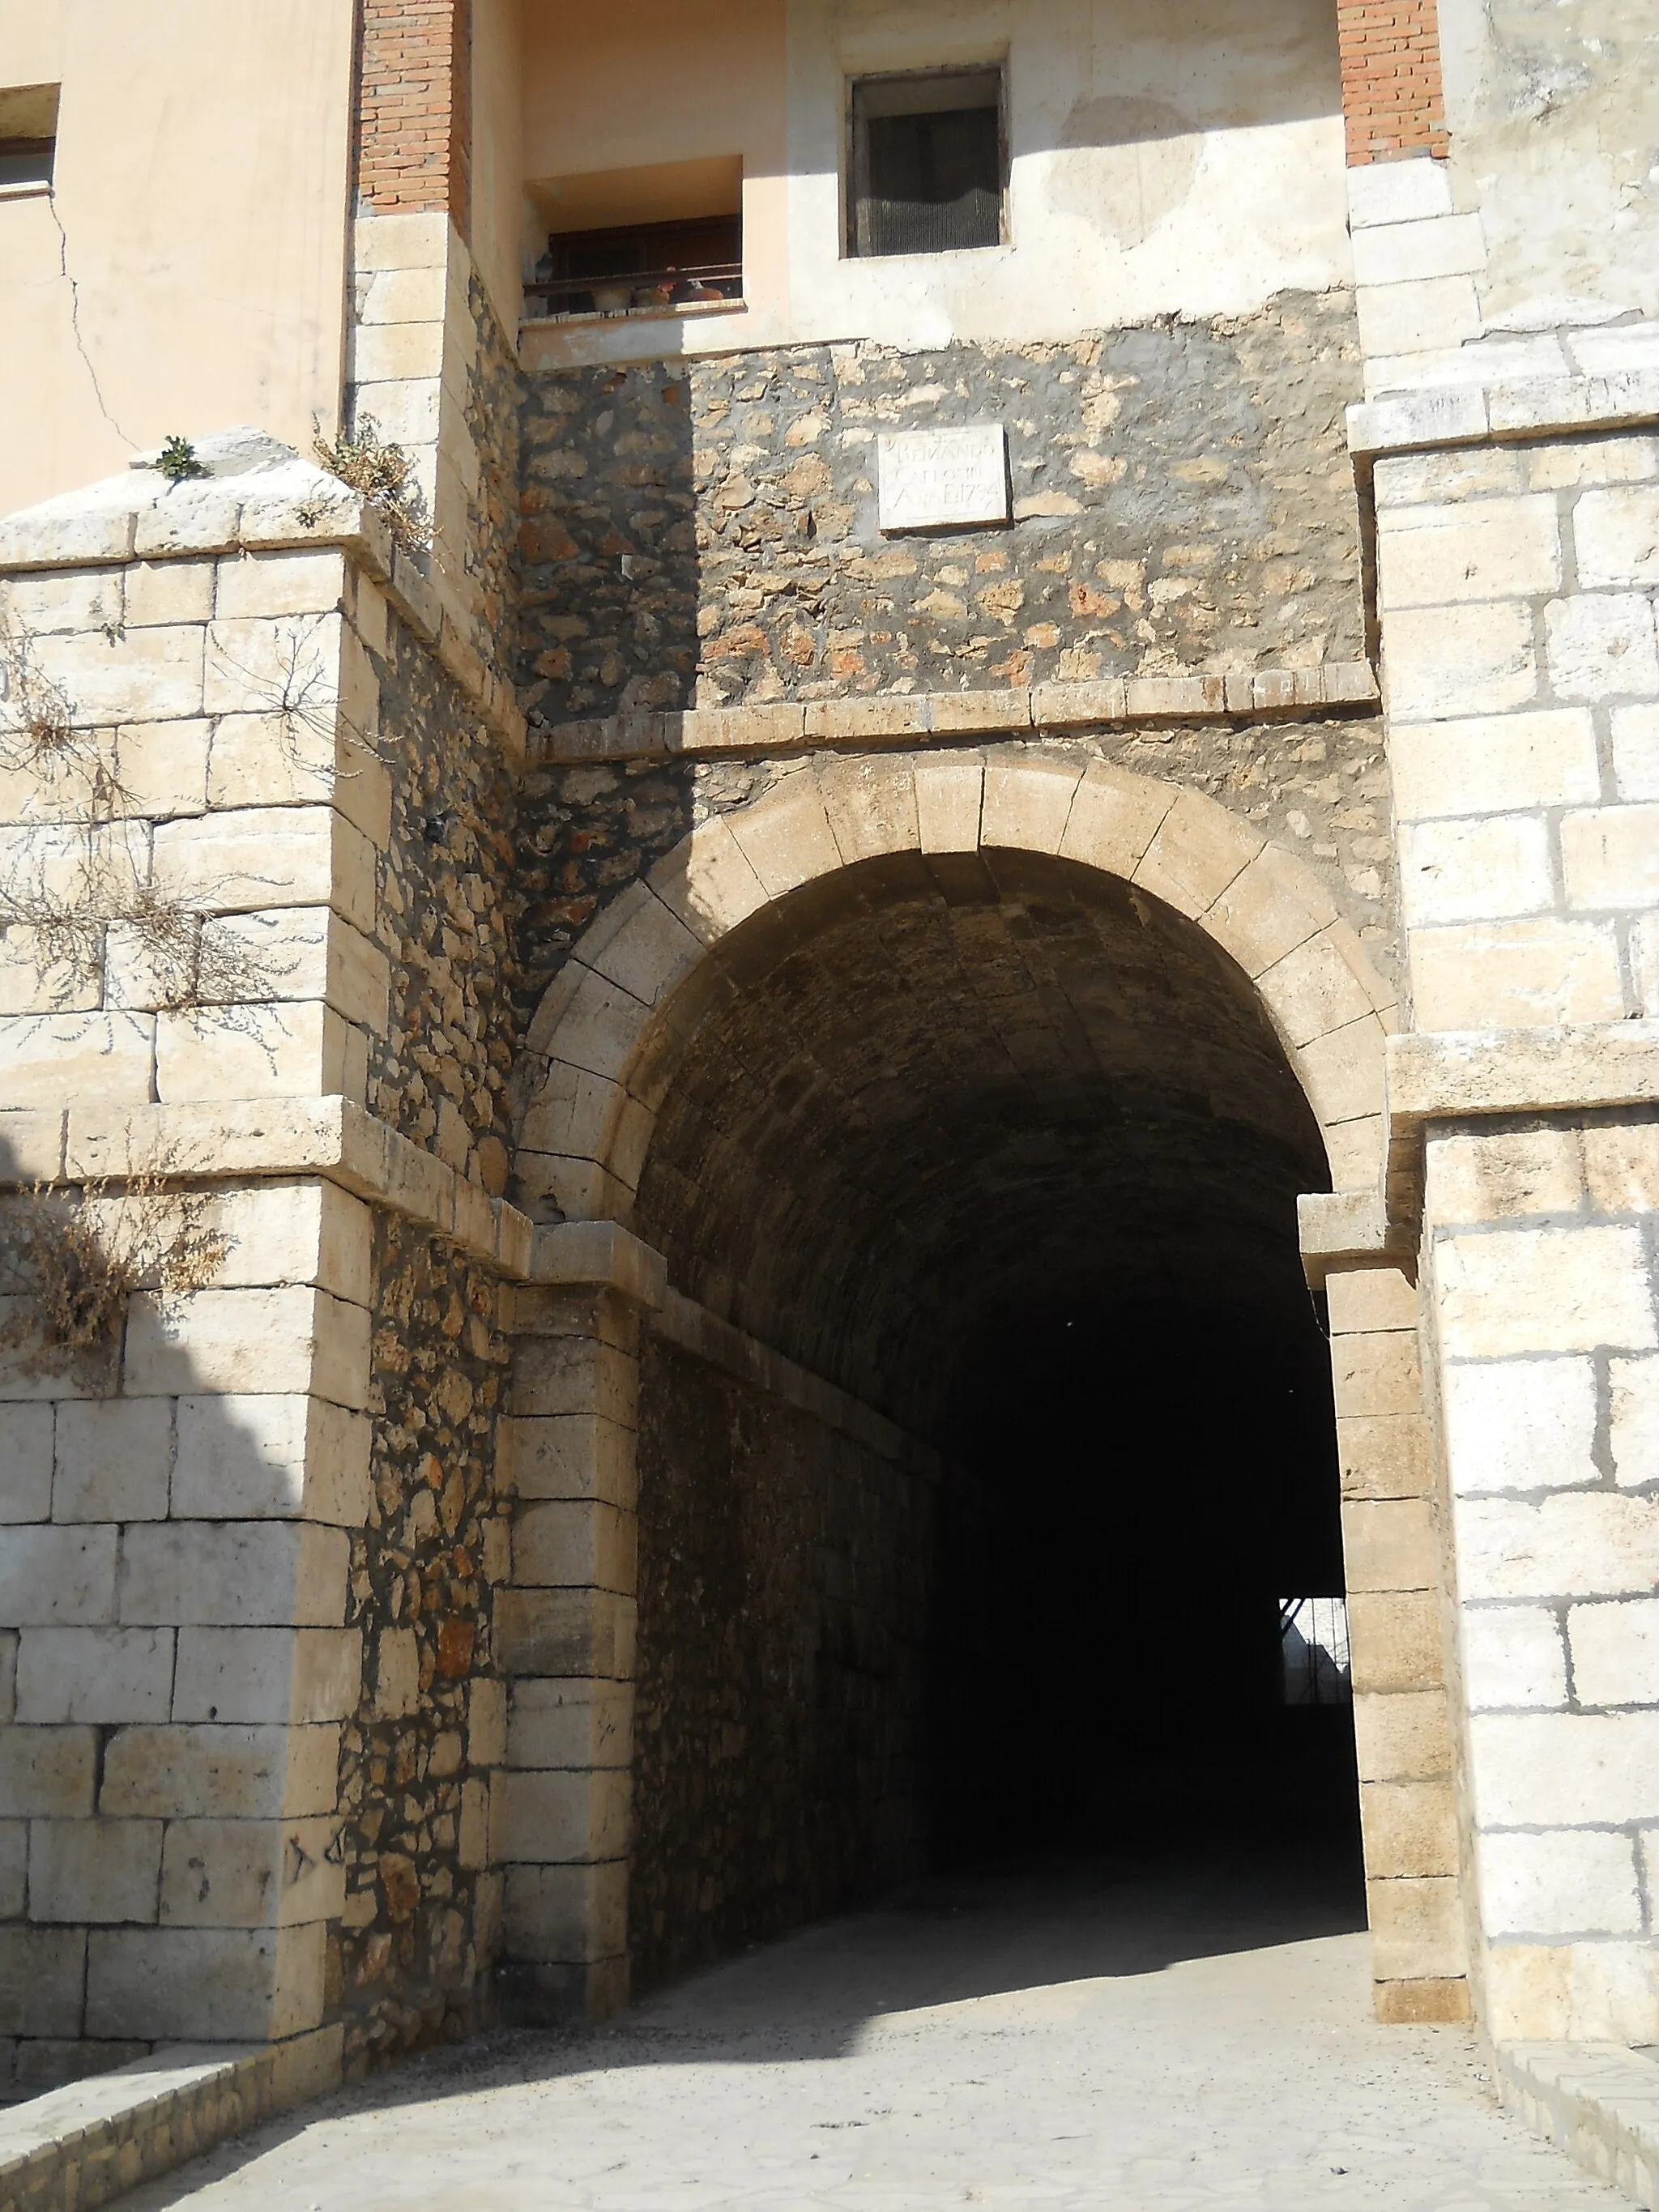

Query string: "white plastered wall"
[[518, 0, 1353, 368], [1436, 0, 1659, 334]]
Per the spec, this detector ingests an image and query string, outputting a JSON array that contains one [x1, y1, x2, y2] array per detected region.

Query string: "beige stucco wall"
[[518, 0, 789, 366], [519, 0, 1351, 369], [0, 0, 354, 518]]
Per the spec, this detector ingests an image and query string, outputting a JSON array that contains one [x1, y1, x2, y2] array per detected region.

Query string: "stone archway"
[[497, 750, 1465, 2030], [518, 751, 1396, 1225]]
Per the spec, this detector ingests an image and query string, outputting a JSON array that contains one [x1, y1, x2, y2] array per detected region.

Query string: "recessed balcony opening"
[[524, 155, 744, 324]]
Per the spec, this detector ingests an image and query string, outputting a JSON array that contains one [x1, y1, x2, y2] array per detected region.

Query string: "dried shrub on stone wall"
[[0, 617, 291, 1025], [315, 414, 429, 554], [210, 615, 386, 791], [4, 1170, 228, 1369], [0, 613, 87, 782], [1, 853, 289, 1017]]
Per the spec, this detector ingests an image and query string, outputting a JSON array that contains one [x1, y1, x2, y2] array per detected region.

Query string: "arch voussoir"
[[982, 752, 1083, 852], [1131, 787, 1266, 923], [815, 752, 922, 864], [1199, 843, 1339, 981]]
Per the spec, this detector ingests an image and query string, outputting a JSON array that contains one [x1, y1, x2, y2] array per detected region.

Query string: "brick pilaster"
[[355, 0, 472, 236], [1337, 0, 1450, 165]]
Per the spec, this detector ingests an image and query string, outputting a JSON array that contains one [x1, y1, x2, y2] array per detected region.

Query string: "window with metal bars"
[[848, 68, 1005, 259], [1280, 1595, 1352, 1707]]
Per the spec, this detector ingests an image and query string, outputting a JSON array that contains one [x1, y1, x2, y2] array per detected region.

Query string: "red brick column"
[[1337, 0, 1449, 165], [354, 0, 472, 236]]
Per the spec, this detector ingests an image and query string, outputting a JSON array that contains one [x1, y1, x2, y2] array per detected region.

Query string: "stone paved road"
[[130, 1851, 1620, 2212]]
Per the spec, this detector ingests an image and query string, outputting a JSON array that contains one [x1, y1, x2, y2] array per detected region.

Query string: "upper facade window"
[[847, 67, 1005, 258], [0, 83, 58, 194]]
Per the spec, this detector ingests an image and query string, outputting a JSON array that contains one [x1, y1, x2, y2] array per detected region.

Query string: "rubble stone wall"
[[514, 293, 1367, 739], [368, 592, 520, 1193], [629, 1334, 936, 1993], [333, 1211, 511, 2077]]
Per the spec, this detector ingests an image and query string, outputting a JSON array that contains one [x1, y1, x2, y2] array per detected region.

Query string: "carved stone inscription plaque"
[[877, 423, 1010, 533]]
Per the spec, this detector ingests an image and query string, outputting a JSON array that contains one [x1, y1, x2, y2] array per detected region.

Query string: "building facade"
[[2, 0, 1659, 2109]]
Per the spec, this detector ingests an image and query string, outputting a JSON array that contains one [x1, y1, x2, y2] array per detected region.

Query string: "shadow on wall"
[[516, 368, 700, 728], [509, 371, 706, 1053], [510, 307, 1367, 749], [0, 1115, 505, 2101]]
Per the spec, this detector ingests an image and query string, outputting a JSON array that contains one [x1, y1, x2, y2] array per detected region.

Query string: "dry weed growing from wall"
[[0, 615, 290, 1024], [0, 612, 80, 773], [3, 1170, 228, 1369], [211, 614, 385, 791], [2, 859, 285, 1016], [315, 413, 429, 553]]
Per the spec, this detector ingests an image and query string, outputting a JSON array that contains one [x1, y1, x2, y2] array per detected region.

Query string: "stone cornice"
[[0, 441, 527, 765], [1, 1096, 539, 1281], [650, 1285, 939, 1477], [1386, 1024, 1659, 1127], [0, 1093, 930, 1468], [1300, 1023, 1659, 1281], [1350, 367, 1659, 459], [531, 660, 1380, 765]]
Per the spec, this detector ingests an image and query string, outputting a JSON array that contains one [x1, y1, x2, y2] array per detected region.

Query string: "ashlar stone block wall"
[[1426, 1112, 1659, 2041], [1376, 429, 1659, 1030], [1328, 1259, 1465, 2020], [1360, 322, 1659, 2041], [0, 441, 524, 2095]]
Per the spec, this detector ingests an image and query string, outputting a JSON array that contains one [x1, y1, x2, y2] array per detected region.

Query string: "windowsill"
[[0, 180, 52, 202], [521, 296, 745, 334], [847, 242, 1010, 263]]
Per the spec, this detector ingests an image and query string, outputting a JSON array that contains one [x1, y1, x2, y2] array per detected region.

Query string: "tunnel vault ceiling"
[[634, 847, 1330, 1432]]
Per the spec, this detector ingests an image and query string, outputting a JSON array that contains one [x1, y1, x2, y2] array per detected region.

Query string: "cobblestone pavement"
[[132, 1851, 1618, 2212]]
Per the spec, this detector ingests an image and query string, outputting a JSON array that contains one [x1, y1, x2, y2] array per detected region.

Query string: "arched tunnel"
[[612, 838, 1362, 1990]]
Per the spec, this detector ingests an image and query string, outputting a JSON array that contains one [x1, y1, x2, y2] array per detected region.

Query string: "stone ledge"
[[1302, 1025, 1659, 1276], [1497, 2039, 1659, 2209], [1388, 1024, 1659, 1127], [1296, 1190, 1414, 1287], [1350, 368, 1659, 458], [652, 1285, 940, 1478], [0, 2027, 339, 2212], [531, 1221, 667, 1309], [532, 662, 1380, 765], [1378, 1024, 1659, 1249], [0, 1098, 537, 1282]]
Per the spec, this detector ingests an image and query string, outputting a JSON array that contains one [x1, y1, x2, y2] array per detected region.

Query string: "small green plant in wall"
[[155, 433, 206, 483]]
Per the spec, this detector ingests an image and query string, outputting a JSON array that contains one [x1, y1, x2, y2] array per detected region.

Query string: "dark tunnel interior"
[[932, 1290, 1358, 1866], [623, 841, 1364, 1988]]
